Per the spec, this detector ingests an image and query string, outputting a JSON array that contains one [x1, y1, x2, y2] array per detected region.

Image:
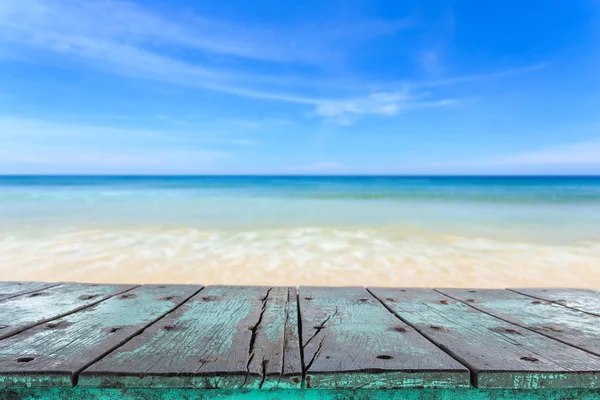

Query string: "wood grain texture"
[[0, 281, 60, 302], [510, 288, 600, 316], [369, 287, 600, 390], [282, 287, 302, 384], [0, 284, 201, 388], [437, 288, 600, 357], [0, 283, 136, 340], [79, 286, 303, 390], [299, 286, 469, 390]]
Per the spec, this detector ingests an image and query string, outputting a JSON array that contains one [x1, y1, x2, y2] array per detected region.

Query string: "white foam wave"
[[1, 226, 599, 287]]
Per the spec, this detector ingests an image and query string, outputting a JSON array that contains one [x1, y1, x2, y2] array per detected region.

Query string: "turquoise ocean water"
[[1, 176, 599, 287]]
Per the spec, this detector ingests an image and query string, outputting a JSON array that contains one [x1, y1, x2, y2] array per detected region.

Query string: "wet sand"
[[1, 227, 599, 288]]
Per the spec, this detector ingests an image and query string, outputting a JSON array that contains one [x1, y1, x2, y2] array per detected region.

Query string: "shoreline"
[[2, 226, 599, 288]]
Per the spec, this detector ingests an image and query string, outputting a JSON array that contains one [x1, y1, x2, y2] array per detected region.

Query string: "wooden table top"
[[1, 282, 600, 396]]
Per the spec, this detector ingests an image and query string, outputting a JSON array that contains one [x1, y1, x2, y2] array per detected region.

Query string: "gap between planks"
[[365, 288, 477, 387], [434, 288, 600, 361], [0, 284, 141, 341], [0, 282, 62, 303], [3, 285, 600, 391], [70, 286, 205, 386], [296, 290, 307, 389], [507, 288, 600, 317]]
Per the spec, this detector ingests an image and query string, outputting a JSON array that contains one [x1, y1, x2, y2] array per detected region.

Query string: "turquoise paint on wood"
[[3, 387, 600, 400], [0, 283, 136, 340], [0, 284, 201, 388], [437, 288, 600, 357], [80, 286, 303, 390], [369, 287, 600, 390], [510, 288, 600, 316], [299, 287, 469, 389], [0, 282, 59, 302], [3, 283, 600, 397]]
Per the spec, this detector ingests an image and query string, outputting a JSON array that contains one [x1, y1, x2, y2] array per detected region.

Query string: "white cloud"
[[0, 0, 317, 64], [0, 0, 411, 67], [314, 91, 455, 124], [412, 63, 547, 88], [0, 0, 544, 125], [0, 0, 432, 119]]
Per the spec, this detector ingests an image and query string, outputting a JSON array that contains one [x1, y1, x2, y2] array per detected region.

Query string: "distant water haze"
[[1, 176, 599, 287]]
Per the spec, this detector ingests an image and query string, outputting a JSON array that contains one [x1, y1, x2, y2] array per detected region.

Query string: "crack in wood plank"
[[302, 307, 338, 350], [258, 358, 268, 389], [244, 287, 273, 387], [296, 291, 307, 389], [304, 337, 325, 373]]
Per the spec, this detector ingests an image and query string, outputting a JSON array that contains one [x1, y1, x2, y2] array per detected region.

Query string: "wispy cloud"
[[412, 63, 548, 88], [314, 90, 455, 124], [0, 0, 409, 69], [0, 0, 430, 120], [0, 0, 545, 125], [0, 0, 336, 64]]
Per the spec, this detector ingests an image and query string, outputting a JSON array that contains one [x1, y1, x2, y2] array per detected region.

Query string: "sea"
[[1, 176, 599, 287]]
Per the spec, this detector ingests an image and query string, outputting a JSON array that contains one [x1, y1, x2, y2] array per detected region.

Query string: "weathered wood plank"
[[0, 283, 136, 340], [0, 281, 60, 302], [369, 287, 600, 390], [510, 288, 600, 316], [0, 284, 201, 388], [437, 288, 600, 357], [79, 286, 302, 390], [299, 286, 469, 389], [282, 287, 302, 385]]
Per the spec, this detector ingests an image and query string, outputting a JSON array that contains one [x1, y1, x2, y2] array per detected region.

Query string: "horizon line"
[[1, 174, 600, 178]]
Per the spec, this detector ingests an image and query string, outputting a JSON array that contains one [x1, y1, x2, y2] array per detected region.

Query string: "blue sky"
[[0, 0, 599, 175]]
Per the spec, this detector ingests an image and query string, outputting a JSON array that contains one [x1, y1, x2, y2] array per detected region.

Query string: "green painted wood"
[[437, 288, 600, 357], [79, 286, 302, 390], [298, 286, 470, 390], [369, 287, 600, 390], [0, 284, 201, 388], [0, 283, 137, 340], [5, 387, 600, 400], [510, 288, 600, 316], [0, 281, 60, 302]]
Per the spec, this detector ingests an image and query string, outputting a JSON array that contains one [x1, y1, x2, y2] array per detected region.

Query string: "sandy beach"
[[2, 226, 599, 288], [2, 176, 600, 288]]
